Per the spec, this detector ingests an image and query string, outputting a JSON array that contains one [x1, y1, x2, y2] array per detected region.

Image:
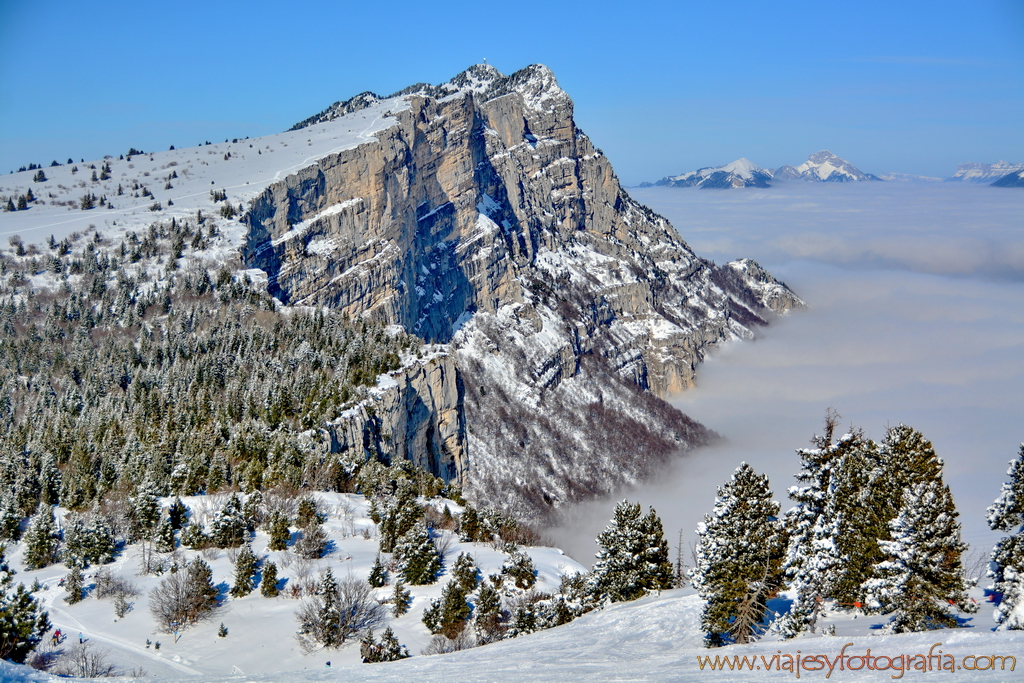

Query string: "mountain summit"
[[651, 158, 773, 189], [773, 150, 881, 182], [242, 63, 804, 520]]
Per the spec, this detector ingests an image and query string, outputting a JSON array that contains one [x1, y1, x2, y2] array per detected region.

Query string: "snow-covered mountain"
[[772, 150, 882, 182], [651, 158, 773, 189], [992, 169, 1024, 187], [946, 161, 1024, 183], [0, 64, 804, 523]]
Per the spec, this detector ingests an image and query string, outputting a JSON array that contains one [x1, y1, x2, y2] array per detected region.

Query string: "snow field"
[[3, 491, 585, 679]]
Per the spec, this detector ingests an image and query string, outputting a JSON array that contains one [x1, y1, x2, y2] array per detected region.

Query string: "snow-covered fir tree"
[[587, 500, 673, 603], [422, 580, 472, 638], [360, 626, 410, 663], [22, 505, 60, 570], [0, 496, 21, 541], [452, 552, 479, 592], [502, 547, 537, 590], [261, 561, 279, 597], [392, 580, 411, 616], [62, 515, 116, 567], [691, 463, 785, 646], [64, 564, 84, 604], [210, 494, 247, 548], [397, 521, 441, 585], [376, 480, 422, 553], [368, 555, 387, 588], [863, 480, 975, 632], [154, 517, 176, 553], [986, 443, 1024, 629], [230, 543, 259, 598], [267, 510, 291, 551], [0, 545, 50, 663], [779, 414, 878, 636], [129, 479, 161, 541]]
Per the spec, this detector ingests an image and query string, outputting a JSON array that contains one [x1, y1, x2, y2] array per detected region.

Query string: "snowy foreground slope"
[[4, 585, 1023, 682]]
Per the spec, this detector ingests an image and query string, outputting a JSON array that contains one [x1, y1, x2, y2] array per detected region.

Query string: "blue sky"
[[1, 0, 1021, 183]]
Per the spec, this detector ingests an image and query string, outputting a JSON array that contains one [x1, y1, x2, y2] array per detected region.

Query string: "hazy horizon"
[[549, 183, 1024, 573]]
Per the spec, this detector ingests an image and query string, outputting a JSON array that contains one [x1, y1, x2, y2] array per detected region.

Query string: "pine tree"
[[167, 497, 188, 529], [422, 580, 472, 638], [986, 443, 1024, 629], [294, 521, 327, 559], [185, 558, 219, 620], [154, 517, 176, 553], [459, 504, 482, 542], [691, 463, 785, 646], [501, 548, 537, 590], [474, 580, 503, 642], [779, 416, 870, 637], [377, 626, 410, 661], [180, 521, 208, 549], [587, 500, 673, 603], [318, 568, 341, 647], [64, 564, 84, 604], [23, 505, 60, 570], [863, 481, 975, 632], [129, 480, 161, 541], [210, 494, 246, 548], [392, 580, 411, 616], [261, 561, 279, 597], [0, 497, 21, 541], [377, 482, 421, 553], [368, 555, 387, 588], [0, 545, 51, 663], [267, 510, 291, 551], [229, 544, 259, 598], [295, 495, 324, 528], [452, 552, 479, 592], [396, 522, 441, 585], [242, 491, 263, 531]]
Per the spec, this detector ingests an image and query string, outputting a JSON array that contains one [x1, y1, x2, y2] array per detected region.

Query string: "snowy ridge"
[[947, 161, 1024, 183], [774, 150, 881, 183], [653, 158, 773, 189], [5, 585, 1023, 681]]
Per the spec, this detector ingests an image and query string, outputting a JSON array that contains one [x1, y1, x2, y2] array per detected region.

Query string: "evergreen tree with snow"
[[779, 414, 874, 636], [210, 494, 247, 548], [180, 521, 208, 550], [986, 443, 1024, 630], [129, 479, 161, 541], [376, 626, 410, 661], [691, 463, 785, 646], [459, 504, 483, 542], [63, 515, 116, 567], [230, 544, 259, 598], [376, 481, 421, 553], [392, 580, 411, 616], [167, 497, 188, 529], [22, 505, 60, 570], [452, 552, 480, 592], [0, 545, 50, 663], [474, 580, 503, 641], [587, 500, 674, 603], [317, 568, 341, 647], [267, 510, 291, 551], [294, 520, 327, 559], [0, 496, 21, 541], [368, 555, 387, 588], [261, 561, 279, 597], [501, 547, 537, 590], [397, 522, 441, 585], [154, 517, 176, 553], [64, 564, 84, 604], [863, 480, 975, 632], [422, 580, 472, 638]]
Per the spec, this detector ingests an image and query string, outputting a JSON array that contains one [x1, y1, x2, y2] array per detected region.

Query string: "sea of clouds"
[[551, 182, 1024, 573]]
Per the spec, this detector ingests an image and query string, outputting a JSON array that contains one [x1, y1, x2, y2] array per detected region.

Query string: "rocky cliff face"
[[242, 64, 803, 521]]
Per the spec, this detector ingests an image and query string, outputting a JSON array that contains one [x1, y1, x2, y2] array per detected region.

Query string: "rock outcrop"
[[242, 64, 804, 521], [325, 351, 466, 483]]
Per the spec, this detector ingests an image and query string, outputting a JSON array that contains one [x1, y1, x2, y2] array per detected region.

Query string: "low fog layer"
[[550, 183, 1024, 571]]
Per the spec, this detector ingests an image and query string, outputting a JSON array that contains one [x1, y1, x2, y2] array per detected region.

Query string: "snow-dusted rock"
[[653, 158, 774, 189]]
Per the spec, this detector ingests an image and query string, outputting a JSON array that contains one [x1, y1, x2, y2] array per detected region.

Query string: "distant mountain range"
[[644, 153, 1024, 189], [643, 151, 879, 189]]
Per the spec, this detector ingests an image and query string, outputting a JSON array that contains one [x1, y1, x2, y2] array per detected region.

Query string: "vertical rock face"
[[243, 64, 803, 521]]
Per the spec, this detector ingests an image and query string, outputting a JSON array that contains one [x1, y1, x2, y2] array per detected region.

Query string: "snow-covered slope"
[[5, 582, 1023, 682], [652, 158, 773, 189], [1, 492, 586, 680], [773, 150, 881, 182], [0, 98, 406, 248], [991, 169, 1024, 188], [946, 161, 1024, 183]]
